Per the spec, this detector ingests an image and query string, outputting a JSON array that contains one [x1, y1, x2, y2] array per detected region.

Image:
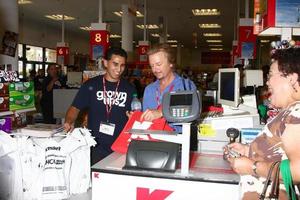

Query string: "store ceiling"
[[18, 0, 251, 51]]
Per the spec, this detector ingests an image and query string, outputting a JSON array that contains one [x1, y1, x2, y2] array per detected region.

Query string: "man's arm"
[[64, 106, 80, 133]]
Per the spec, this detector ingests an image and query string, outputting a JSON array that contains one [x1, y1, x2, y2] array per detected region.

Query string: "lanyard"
[[156, 84, 174, 108], [102, 76, 120, 122]]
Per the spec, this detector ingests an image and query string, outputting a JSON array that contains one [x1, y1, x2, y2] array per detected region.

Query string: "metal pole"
[[99, 0, 103, 23], [143, 0, 147, 41], [62, 14, 65, 43]]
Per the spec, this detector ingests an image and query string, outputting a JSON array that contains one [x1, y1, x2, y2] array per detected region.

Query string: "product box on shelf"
[[0, 83, 9, 97], [0, 117, 12, 133], [9, 94, 35, 111], [9, 82, 34, 96], [0, 96, 10, 111], [12, 112, 27, 129], [0, 70, 20, 83]]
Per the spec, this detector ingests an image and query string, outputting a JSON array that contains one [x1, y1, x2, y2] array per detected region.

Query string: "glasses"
[[267, 72, 285, 80]]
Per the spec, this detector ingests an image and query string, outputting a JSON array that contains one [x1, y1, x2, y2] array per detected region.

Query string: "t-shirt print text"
[[96, 90, 127, 107]]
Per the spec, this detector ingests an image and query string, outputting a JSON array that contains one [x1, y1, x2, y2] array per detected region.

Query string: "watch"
[[252, 161, 259, 176]]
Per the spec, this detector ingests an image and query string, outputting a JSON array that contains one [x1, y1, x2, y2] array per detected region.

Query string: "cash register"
[[124, 90, 201, 174]]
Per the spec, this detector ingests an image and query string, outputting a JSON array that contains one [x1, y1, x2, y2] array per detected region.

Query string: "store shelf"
[[0, 107, 36, 117], [0, 111, 13, 117]]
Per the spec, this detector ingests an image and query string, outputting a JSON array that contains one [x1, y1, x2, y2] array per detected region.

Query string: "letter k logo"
[[136, 187, 173, 200]]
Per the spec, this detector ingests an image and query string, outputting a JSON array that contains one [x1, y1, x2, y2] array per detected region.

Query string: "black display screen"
[[220, 72, 235, 101], [170, 94, 192, 106]]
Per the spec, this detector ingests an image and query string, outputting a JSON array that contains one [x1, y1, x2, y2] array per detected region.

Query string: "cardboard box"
[[0, 117, 12, 133], [9, 82, 34, 96], [0, 96, 9, 111], [9, 94, 35, 111], [0, 83, 9, 97]]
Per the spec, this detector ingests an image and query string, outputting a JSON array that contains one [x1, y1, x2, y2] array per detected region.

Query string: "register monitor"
[[217, 68, 240, 108]]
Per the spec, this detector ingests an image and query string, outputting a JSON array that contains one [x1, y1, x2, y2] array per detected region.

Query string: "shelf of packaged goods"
[[0, 107, 36, 117]]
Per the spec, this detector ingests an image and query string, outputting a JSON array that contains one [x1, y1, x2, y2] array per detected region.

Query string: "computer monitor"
[[217, 68, 240, 108]]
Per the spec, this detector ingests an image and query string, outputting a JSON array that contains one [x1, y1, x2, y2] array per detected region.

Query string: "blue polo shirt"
[[143, 73, 196, 111], [142, 73, 196, 132]]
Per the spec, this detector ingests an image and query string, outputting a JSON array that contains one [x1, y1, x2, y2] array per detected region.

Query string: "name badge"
[[99, 122, 115, 136]]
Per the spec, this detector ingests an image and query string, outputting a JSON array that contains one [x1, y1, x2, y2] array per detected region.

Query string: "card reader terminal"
[[162, 90, 201, 123]]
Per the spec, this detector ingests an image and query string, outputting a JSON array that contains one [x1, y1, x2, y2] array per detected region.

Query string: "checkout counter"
[[90, 90, 254, 200]]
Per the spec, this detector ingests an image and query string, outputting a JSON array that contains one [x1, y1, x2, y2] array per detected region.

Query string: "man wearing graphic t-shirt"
[[64, 47, 136, 165]]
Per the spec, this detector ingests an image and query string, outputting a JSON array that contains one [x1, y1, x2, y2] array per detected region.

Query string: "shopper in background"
[[226, 47, 300, 199], [141, 43, 196, 123], [40, 64, 63, 124], [64, 47, 136, 165]]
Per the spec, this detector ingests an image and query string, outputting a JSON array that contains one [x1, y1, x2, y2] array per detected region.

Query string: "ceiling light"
[[260, 40, 270, 43], [209, 44, 223, 47], [167, 40, 177, 43], [199, 24, 221, 28], [210, 48, 223, 51], [136, 24, 159, 29], [192, 8, 220, 16], [18, 0, 32, 4], [113, 11, 144, 17], [206, 40, 222, 43], [170, 45, 178, 48], [110, 34, 121, 38], [203, 33, 222, 37], [151, 33, 170, 37], [79, 26, 91, 31], [45, 14, 75, 21]]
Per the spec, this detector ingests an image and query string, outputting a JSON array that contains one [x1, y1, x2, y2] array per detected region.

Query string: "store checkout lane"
[[90, 87, 261, 200]]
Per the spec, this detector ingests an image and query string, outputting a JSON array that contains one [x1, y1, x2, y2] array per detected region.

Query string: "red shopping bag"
[[111, 111, 174, 154]]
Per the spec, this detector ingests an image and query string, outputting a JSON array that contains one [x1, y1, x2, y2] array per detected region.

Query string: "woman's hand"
[[227, 156, 254, 175], [227, 142, 250, 156], [140, 109, 162, 121]]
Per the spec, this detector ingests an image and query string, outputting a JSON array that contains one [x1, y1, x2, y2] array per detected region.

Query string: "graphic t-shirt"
[[72, 75, 136, 158]]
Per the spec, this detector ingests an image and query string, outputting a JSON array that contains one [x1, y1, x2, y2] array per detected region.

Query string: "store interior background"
[[1, 0, 289, 81]]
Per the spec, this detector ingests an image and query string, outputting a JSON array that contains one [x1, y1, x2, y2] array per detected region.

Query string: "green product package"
[[9, 94, 35, 111], [9, 82, 34, 96]]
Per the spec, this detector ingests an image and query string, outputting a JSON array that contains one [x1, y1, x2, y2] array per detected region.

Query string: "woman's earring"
[[292, 82, 298, 92]]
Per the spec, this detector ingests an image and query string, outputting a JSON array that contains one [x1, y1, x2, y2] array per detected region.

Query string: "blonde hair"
[[147, 43, 176, 65]]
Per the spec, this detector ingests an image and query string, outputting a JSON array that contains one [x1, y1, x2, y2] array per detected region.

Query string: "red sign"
[[136, 187, 173, 200], [201, 52, 231, 64], [89, 30, 110, 60], [238, 26, 257, 59], [137, 45, 149, 64], [56, 46, 69, 65]]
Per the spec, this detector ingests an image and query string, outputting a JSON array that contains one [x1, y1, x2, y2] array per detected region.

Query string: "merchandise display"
[[9, 82, 35, 111], [0, 128, 96, 200]]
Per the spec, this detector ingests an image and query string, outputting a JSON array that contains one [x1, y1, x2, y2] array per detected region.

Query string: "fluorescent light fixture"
[[18, 0, 32, 4], [113, 11, 144, 17], [151, 33, 170, 37], [206, 40, 222, 43], [45, 14, 75, 21], [209, 44, 223, 47], [136, 24, 159, 29], [110, 34, 121, 38], [79, 26, 91, 31], [260, 40, 270, 43], [199, 24, 221, 28], [210, 48, 223, 51], [170, 45, 178, 47], [192, 8, 220, 16], [203, 33, 222, 37], [167, 40, 177, 43]]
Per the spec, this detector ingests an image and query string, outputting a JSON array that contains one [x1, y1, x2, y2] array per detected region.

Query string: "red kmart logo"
[[136, 187, 173, 200]]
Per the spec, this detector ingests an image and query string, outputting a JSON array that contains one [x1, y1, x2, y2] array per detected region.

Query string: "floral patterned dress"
[[240, 101, 300, 200]]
